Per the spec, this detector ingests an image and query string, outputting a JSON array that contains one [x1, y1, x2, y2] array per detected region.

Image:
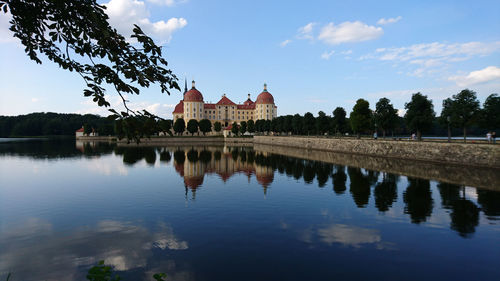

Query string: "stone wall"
[[254, 136, 500, 168], [254, 143, 500, 191]]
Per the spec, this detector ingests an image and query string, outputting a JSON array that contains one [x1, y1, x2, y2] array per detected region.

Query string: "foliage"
[[214, 121, 222, 132], [405, 93, 435, 140], [374, 98, 398, 138], [0, 112, 114, 137], [247, 119, 255, 133], [239, 121, 247, 135], [292, 114, 303, 134], [198, 119, 212, 135], [158, 119, 172, 136], [303, 112, 315, 135], [440, 89, 480, 141], [481, 93, 500, 130], [173, 118, 185, 135], [1, 0, 180, 142], [186, 119, 199, 136], [332, 107, 347, 134], [86, 260, 121, 281], [350, 99, 372, 137], [231, 122, 239, 136], [315, 111, 330, 135]]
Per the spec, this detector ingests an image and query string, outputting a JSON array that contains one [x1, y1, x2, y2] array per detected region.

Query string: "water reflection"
[[0, 219, 188, 281], [403, 178, 434, 224]]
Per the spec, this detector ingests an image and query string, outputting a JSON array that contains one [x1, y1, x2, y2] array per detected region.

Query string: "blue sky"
[[1, 0, 499, 117]]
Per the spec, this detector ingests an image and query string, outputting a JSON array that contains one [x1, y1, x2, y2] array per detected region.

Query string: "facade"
[[173, 81, 277, 127]]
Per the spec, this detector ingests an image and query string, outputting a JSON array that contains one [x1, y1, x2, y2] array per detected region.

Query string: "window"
[[194, 113, 196, 118], [187, 113, 189, 118]]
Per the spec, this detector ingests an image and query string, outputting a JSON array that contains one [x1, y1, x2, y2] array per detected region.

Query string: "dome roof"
[[255, 83, 274, 104], [172, 100, 184, 113], [184, 81, 203, 102]]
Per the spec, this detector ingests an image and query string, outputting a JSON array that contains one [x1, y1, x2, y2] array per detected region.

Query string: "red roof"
[[243, 98, 254, 106], [216, 95, 236, 105], [184, 87, 203, 102], [173, 100, 184, 113], [204, 103, 216, 109], [256, 90, 274, 104], [237, 104, 255, 110], [76, 127, 84, 132]]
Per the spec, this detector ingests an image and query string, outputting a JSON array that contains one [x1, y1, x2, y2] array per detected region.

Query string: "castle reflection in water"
[[171, 146, 275, 197]]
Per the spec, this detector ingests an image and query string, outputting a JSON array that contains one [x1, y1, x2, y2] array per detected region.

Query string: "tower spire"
[[184, 78, 188, 95]]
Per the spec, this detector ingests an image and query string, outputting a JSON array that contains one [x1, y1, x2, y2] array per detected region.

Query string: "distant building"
[[75, 127, 84, 137], [173, 81, 277, 127]]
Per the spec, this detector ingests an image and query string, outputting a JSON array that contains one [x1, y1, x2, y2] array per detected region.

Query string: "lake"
[[0, 139, 499, 281]]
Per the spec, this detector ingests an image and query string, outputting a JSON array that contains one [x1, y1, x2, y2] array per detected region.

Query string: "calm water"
[[0, 139, 499, 281]]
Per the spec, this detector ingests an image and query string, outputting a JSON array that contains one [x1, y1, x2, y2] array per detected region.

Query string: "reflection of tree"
[[246, 151, 255, 163], [159, 149, 171, 163], [144, 148, 156, 165], [374, 173, 398, 212], [173, 150, 185, 165], [403, 178, 433, 224], [121, 147, 156, 166], [438, 183, 480, 238], [451, 198, 479, 238], [477, 189, 500, 219], [332, 165, 347, 194], [348, 168, 378, 208], [303, 162, 315, 184], [199, 150, 212, 164], [239, 150, 247, 163], [437, 183, 460, 209], [214, 150, 222, 161], [292, 160, 304, 180], [186, 149, 199, 163], [315, 162, 332, 188]]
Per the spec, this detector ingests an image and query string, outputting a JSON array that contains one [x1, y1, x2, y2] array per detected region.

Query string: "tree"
[[83, 123, 92, 136], [247, 119, 255, 133], [350, 99, 372, 138], [158, 119, 172, 136], [264, 120, 272, 134], [405, 93, 435, 141], [374, 98, 398, 138], [303, 112, 316, 135], [214, 121, 222, 133], [292, 114, 303, 135], [187, 119, 199, 136], [440, 89, 480, 142], [239, 121, 247, 135], [231, 122, 239, 136], [1, 0, 180, 143], [198, 119, 212, 136], [480, 93, 500, 130], [316, 111, 330, 135], [332, 107, 347, 135], [173, 118, 185, 135]]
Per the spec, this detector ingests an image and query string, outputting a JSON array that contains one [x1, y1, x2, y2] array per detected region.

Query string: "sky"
[[1, 0, 499, 118]]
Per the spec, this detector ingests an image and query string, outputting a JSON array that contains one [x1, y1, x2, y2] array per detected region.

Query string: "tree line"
[[167, 90, 499, 141], [0, 112, 114, 137]]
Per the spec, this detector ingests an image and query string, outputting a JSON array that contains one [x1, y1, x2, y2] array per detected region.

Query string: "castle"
[[172, 81, 277, 127]]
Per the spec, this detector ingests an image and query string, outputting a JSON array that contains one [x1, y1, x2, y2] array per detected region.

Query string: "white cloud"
[[297, 22, 315, 40], [377, 16, 402, 25], [321, 50, 335, 60], [104, 0, 187, 44], [341, 50, 353, 55], [31, 98, 39, 103], [318, 21, 383, 45], [362, 41, 500, 77], [146, 0, 187, 6], [373, 41, 500, 62], [449, 66, 500, 87], [280, 39, 292, 47]]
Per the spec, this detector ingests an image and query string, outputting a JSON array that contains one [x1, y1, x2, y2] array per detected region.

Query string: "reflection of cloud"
[[86, 158, 129, 176], [296, 222, 395, 250], [317, 224, 381, 247], [0, 219, 188, 281]]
